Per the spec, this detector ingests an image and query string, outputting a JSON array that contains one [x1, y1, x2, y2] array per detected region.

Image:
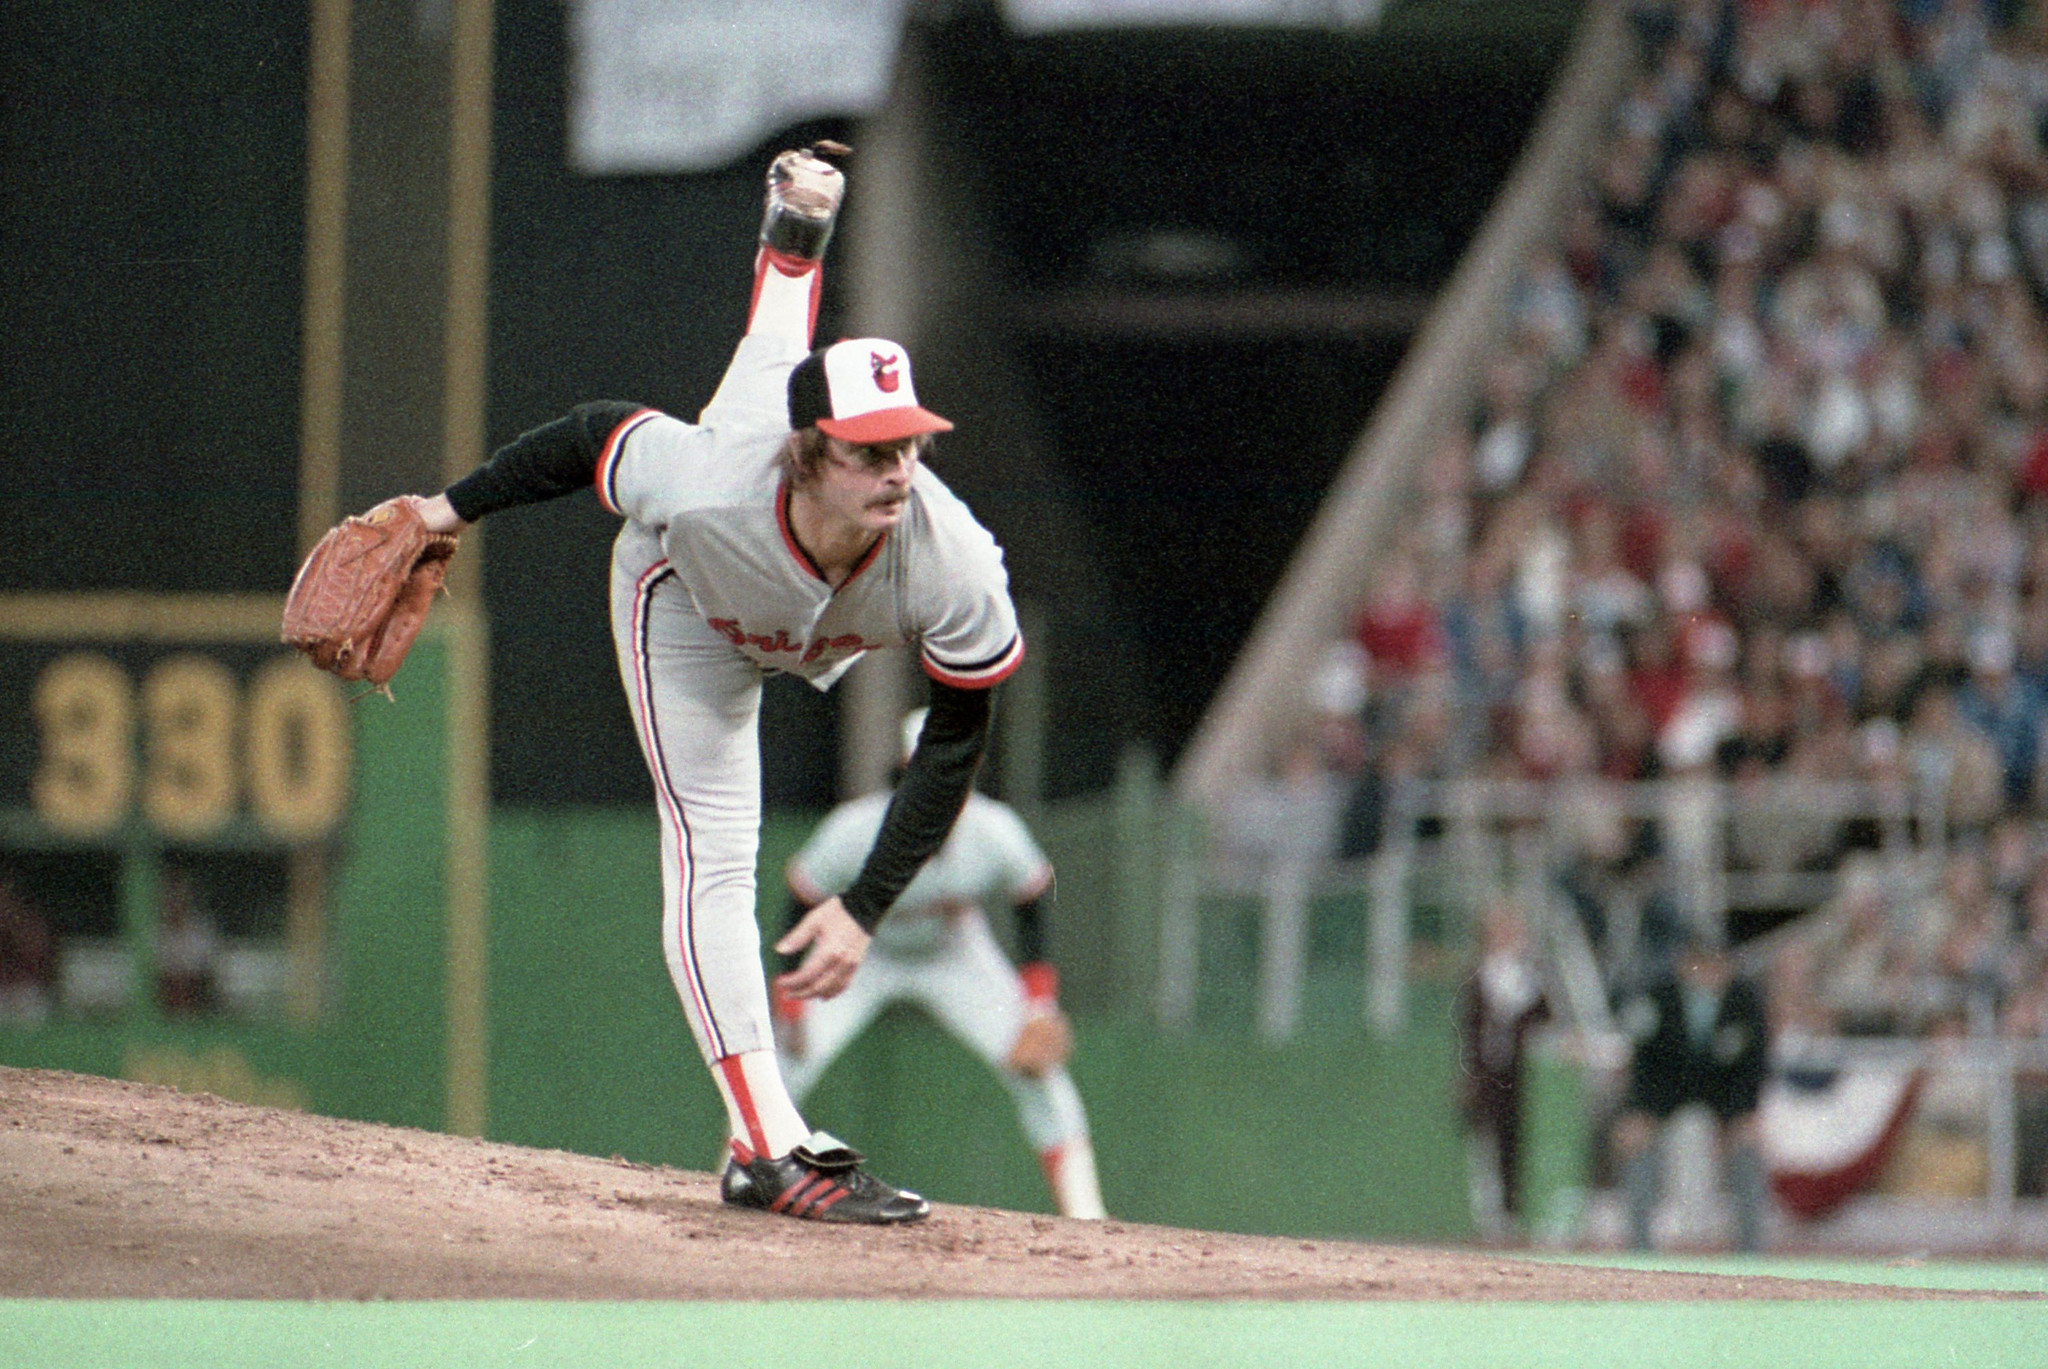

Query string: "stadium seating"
[[1317, 0, 2048, 1220]]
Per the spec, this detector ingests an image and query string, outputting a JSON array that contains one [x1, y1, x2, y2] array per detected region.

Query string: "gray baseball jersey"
[[596, 333, 1023, 692]]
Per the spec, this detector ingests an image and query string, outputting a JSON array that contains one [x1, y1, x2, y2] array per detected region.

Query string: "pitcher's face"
[[813, 436, 920, 534]]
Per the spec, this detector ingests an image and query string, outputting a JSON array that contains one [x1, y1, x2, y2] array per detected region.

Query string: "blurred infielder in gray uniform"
[[777, 710, 1108, 1220], [410, 145, 1024, 1224]]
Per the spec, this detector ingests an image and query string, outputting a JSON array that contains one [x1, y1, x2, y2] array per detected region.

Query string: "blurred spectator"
[[2004, 963, 2048, 1198], [1307, 638, 1370, 778], [1936, 890, 2012, 1036], [1473, 357, 1540, 493], [1571, 503, 1657, 639], [1986, 814, 2035, 915], [1955, 628, 2047, 809], [156, 869, 220, 1018], [1549, 745, 1637, 957], [1457, 898, 1549, 1244], [1767, 939, 1839, 1051], [0, 876, 56, 1024], [1905, 849, 1994, 976], [1620, 614, 1689, 747], [1351, 551, 1444, 690], [2019, 864, 2048, 971], [1658, 617, 1742, 775], [1307, 639, 1398, 863], [1905, 685, 2005, 832], [1612, 936, 1772, 1252], [1810, 861, 1911, 1034]]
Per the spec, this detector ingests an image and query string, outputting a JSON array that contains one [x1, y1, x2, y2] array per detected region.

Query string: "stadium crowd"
[[1313, 0, 2048, 1213]]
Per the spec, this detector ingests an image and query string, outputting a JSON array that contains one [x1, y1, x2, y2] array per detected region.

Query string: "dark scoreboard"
[[3, 618, 348, 847]]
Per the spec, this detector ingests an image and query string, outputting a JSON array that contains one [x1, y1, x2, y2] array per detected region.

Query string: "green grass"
[[5, 1292, 2043, 1369]]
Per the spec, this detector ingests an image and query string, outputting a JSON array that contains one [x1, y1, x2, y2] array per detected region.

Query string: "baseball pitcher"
[[287, 144, 1023, 1225]]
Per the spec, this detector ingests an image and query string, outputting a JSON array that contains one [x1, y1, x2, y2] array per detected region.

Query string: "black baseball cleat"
[[720, 1132, 931, 1225]]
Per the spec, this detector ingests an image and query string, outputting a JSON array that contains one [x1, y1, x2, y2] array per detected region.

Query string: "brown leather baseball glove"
[[1005, 1006, 1074, 1078], [282, 495, 459, 695]]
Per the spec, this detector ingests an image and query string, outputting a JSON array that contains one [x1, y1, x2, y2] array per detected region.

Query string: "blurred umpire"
[[1611, 935, 1770, 1252]]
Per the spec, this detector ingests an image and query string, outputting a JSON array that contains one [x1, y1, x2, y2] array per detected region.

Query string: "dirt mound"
[[0, 1066, 1997, 1301]]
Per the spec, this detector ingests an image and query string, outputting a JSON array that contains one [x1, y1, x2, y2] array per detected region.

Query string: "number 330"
[[32, 653, 350, 842]]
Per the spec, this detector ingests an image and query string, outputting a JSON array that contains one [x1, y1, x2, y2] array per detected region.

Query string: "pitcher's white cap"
[[788, 338, 953, 444]]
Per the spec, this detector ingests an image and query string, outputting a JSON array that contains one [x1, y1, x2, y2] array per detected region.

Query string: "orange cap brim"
[[817, 406, 954, 444]]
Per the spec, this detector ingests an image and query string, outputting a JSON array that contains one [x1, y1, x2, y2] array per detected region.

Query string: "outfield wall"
[[0, 783, 1478, 1242], [487, 806, 1472, 1239], [0, 610, 1482, 1241]]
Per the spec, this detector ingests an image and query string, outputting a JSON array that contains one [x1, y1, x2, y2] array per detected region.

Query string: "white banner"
[[566, 0, 1388, 175], [999, 0, 1386, 34], [568, 0, 911, 174]]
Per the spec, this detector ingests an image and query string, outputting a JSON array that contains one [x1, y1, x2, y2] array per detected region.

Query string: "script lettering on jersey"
[[706, 618, 876, 664]]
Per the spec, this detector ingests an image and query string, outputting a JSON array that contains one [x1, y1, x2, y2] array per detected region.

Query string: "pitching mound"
[[0, 1066, 1999, 1301]]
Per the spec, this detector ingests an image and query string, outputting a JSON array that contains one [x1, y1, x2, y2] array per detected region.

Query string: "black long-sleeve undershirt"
[[443, 401, 643, 523], [837, 681, 993, 934], [1013, 894, 1047, 965]]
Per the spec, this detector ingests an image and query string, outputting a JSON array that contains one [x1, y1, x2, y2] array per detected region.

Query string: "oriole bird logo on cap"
[[870, 351, 901, 393]]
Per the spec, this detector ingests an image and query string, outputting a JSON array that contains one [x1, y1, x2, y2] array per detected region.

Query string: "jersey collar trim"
[[776, 479, 888, 589], [774, 480, 825, 581]]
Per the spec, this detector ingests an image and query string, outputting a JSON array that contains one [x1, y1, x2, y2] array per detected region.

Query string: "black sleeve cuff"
[[1013, 893, 1048, 965], [445, 401, 645, 522], [779, 891, 811, 972], [840, 682, 994, 932]]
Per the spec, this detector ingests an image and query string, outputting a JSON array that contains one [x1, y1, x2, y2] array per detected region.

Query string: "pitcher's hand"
[[773, 897, 871, 1000]]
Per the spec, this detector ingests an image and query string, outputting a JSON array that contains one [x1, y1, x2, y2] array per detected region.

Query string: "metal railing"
[[1160, 774, 1968, 1042]]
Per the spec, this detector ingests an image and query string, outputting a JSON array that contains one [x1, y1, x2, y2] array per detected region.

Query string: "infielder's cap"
[[788, 337, 954, 444]]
